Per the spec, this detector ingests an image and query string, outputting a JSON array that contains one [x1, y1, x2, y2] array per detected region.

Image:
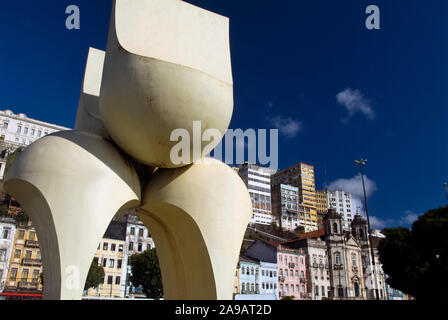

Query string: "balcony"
[[319, 263, 324, 269], [279, 276, 285, 282], [312, 263, 318, 268], [288, 263, 295, 269], [25, 240, 39, 248], [333, 264, 344, 270], [22, 258, 42, 266], [17, 281, 39, 291]]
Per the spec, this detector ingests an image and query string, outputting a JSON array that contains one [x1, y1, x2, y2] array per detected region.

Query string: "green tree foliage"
[[378, 206, 448, 300], [4, 147, 23, 177], [84, 261, 105, 290], [129, 248, 163, 299], [280, 295, 294, 300]]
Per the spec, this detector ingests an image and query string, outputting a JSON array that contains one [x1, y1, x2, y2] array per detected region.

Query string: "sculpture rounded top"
[[99, 0, 234, 168]]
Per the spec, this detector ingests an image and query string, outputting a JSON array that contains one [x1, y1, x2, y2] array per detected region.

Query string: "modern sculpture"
[[4, 0, 252, 300]]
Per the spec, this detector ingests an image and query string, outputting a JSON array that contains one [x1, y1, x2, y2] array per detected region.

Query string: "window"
[[109, 259, 115, 268], [315, 286, 319, 296], [10, 268, 18, 280], [25, 250, 32, 259], [37, 130, 41, 137], [118, 244, 123, 252], [14, 249, 21, 258], [102, 258, 107, 267], [333, 222, 338, 234], [115, 276, 121, 285], [103, 242, 108, 250], [129, 242, 133, 251], [2, 122, 8, 129], [0, 249, 6, 261], [93, 257, 99, 265], [17, 126, 22, 133], [117, 259, 122, 269], [352, 253, 357, 266], [322, 286, 325, 297], [335, 252, 341, 265], [2, 228, 10, 239], [21, 269, 29, 281], [138, 243, 142, 252], [107, 275, 113, 284], [354, 283, 360, 297], [31, 129, 35, 135], [24, 127, 28, 135], [130, 227, 135, 235], [28, 231, 35, 240], [139, 228, 144, 237], [111, 243, 116, 252]]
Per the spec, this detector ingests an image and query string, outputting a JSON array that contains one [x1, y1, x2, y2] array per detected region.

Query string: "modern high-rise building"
[[238, 162, 277, 225], [271, 163, 318, 231], [0, 109, 69, 179], [326, 190, 354, 230]]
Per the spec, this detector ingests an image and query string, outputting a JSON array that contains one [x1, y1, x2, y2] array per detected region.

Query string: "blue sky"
[[0, 0, 447, 229]]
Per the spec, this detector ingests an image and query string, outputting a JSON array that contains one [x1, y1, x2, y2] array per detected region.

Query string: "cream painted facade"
[[0, 109, 69, 179], [87, 236, 126, 298], [0, 216, 16, 292]]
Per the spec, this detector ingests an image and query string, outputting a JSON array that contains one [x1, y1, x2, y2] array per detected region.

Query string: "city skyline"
[[0, 0, 447, 230]]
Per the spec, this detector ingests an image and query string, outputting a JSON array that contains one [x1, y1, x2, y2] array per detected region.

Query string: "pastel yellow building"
[[86, 221, 127, 298], [5, 219, 43, 294]]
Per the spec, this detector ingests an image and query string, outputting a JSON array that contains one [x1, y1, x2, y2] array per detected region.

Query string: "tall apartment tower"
[[271, 184, 299, 231], [326, 190, 354, 230], [238, 162, 277, 225], [271, 163, 318, 231], [315, 190, 329, 229]]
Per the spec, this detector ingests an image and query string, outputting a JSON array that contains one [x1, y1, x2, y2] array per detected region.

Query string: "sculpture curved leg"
[[4, 131, 141, 299], [138, 158, 252, 299]]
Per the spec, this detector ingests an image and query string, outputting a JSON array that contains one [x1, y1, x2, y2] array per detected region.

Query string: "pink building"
[[277, 244, 308, 300]]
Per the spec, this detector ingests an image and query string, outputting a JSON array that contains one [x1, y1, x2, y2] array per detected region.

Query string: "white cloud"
[[370, 216, 395, 229], [268, 115, 302, 138], [398, 210, 419, 226], [336, 88, 375, 121], [325, 174, 377, 221]]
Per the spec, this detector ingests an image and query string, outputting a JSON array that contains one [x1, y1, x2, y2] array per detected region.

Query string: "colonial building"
[[283, 230, 331, 300], [240, 239, 278, 300], [276, 244, 307, 300], [351, 214, 387, 300], [0, 216, 16, 292], [86, 221, 127, 298], [4, 219, 42, 294], [0, 109, 69, 179]]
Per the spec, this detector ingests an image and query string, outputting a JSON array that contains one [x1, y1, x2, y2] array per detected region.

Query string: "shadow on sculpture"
[[4, 0, 252, 300]]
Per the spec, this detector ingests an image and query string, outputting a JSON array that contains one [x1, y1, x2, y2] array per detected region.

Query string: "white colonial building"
[[0, 216, 16, 292], [0, 109, 69, 179]]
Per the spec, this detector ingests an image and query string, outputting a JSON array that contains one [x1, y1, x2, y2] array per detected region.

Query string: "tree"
[[129, 248, 163, 299], [4, 147, 23, 177], [294, 225, 305, 234], [84, 261, 105, 291], [378, 206, 448, 300], [280, 295, 294, 300]]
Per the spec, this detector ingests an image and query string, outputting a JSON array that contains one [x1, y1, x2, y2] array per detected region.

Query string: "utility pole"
[[354, 158, 379, 300], [444, 182, 448, 204]]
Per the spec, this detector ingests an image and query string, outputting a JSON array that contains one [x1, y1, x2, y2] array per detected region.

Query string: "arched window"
[[241, 266, 245, 274], [300, 270, 305, 279], [333, 222, 338, 234], [359, 228, 364, 239], [242, 283, 245, 292], [354, 283, 360, 297], [352, 253, 357, 266], [335, 252, 341, 265], [251, 267, 254, 275]]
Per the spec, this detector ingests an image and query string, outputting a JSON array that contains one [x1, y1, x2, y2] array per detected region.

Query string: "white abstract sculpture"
[[4, 0, 251, 300]]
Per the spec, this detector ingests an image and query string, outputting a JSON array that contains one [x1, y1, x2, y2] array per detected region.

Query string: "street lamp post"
[[444, 182, 448, 204], [354, 158, 380, 300]]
